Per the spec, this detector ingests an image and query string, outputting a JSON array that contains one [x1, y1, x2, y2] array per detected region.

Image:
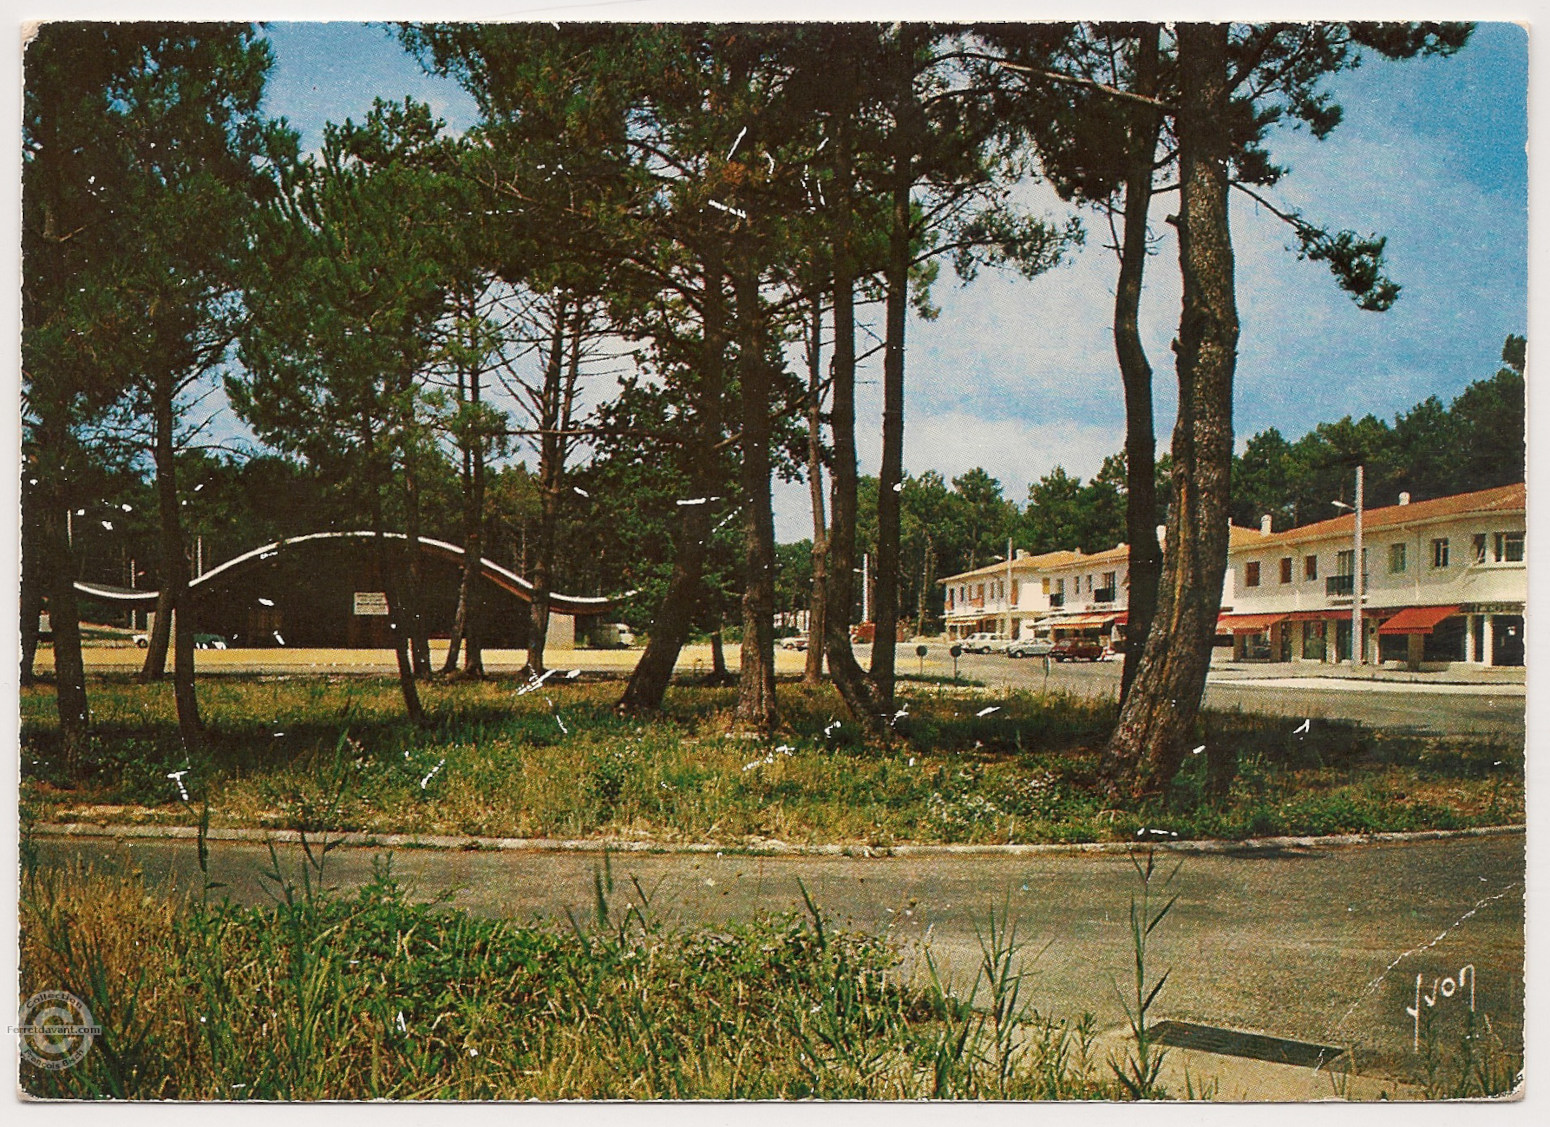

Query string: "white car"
[[961, 632, 1010, 654], [1006, 637, 1054, 659]]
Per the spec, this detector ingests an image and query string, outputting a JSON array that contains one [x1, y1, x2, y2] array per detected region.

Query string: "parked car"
[[1006, 637, 1053, 659], [961, 632, 1010, 654], [1050, 639, 1105, 662], [779, 635, 808, 651], [134, 632, 226, 649]]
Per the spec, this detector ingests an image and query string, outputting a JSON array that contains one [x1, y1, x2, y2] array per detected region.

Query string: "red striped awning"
[[1216, 612, 1288, 634], [1377, 605, 1461, 636]]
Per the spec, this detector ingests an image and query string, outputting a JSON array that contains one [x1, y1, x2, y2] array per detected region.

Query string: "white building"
[[1223, 482, 1525, 668], [941, 525, 1260, 648], [942, 549, 1083, 639]]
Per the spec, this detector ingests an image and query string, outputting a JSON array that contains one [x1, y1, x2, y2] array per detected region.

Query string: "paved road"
[[35, 832, 1524, 1085], [40, 640, 1524, 738], [915, 650, 1525, 739]]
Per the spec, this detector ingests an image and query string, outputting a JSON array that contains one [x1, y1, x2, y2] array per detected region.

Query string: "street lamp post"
[[1332, 464, 1365, 665], [1353, 465, 1364, 665]]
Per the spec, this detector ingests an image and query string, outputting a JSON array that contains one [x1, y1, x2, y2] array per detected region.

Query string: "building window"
[[1011, 580, 1019, 605], [1305, 555, 1318, 580], [1494, 531, 1525, 563], [1389, 543, 1406, 574], [1245, 561, 1261, 587], [1473, 533, 1488, 563], [1279, 557, 1293, 584], [1042, 577, 1050, 594], [1431, 538, 1449, 568]]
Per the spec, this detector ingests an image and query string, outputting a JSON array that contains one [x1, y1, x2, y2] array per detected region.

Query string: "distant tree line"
[[771, 334, 1524, 637]]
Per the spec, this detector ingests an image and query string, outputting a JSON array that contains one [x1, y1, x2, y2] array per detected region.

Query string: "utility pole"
[[1352, 464, 1365, 666], [862, 552, 870, 623], [1006, 535, 1015, 637]]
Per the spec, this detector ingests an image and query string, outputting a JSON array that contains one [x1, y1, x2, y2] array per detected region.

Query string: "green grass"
[[19, 674, 1523, 847], [18, 847, 1119, 1100]]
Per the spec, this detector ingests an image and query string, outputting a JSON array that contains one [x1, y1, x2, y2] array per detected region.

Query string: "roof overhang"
[[72, 532, 620, 617]]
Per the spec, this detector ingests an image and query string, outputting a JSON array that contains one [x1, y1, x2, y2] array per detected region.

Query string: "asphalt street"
[[913, 649, 1525, 739], [35, 831, 1524, 1088]]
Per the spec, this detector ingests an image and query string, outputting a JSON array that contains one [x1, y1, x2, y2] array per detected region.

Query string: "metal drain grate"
[[1148, 1020, 1347, 1069]]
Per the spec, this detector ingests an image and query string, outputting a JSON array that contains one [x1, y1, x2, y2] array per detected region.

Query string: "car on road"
[[1050, 639, 1105, 662], [961, 632, 1011, 654], [137, 632, 227, 649], [1006, 637, 1053, 659], [779, 635, 808, 651]]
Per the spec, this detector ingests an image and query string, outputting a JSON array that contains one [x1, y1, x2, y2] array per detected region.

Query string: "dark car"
[[1050, 639, 1105, 662]]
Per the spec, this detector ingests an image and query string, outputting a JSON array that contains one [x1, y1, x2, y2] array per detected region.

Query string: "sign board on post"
[[353, 591, 389, 616]]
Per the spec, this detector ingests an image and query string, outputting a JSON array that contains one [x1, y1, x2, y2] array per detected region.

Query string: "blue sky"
[[255, 19, 1528, 540]]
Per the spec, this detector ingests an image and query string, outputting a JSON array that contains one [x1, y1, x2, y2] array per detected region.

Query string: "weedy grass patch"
[[19, 845, 1119, 1100], [19, 674, 1522, 846]]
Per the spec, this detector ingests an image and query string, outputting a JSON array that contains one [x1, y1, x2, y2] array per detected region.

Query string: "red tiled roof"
[[940, 549, 1084, 584], [1237, 483, 1524, 550]]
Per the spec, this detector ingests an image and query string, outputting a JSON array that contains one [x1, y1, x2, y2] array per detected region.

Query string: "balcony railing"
[[1325, 574, 1368, 596], [1093, 588, 1116, 604]]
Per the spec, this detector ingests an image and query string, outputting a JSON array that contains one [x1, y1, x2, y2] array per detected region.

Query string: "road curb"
[[26, 821, 1526, 859]]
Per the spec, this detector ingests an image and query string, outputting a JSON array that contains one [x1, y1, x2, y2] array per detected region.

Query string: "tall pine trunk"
[[19, 472, 43, 686], [915, 532, 933, 636], [526, 296, 576, 677], [365, 429, 423, 725], [444, 367, 487, 677], [620, 248, 727, 713], [44, 497, 90, 771], [403, 453, 432, 678], [147, 368, 202, 751], [822, 106, 882, 735], [869, 80, 914, 705], [1103, 23, 1237, 799], [140, 586, 173, 681], [804, 291, 828, 685], [733, 267, 778, 732], [1116, 26, 1164, 704], [463, 437, 487, 676]]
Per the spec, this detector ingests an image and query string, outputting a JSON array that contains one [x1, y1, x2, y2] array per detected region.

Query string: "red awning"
[[1050, 613, 1121, 629], [1216, 612, 1288, 634], [1286, 609, 1338, 623], [1377, 605, 1461, 636]]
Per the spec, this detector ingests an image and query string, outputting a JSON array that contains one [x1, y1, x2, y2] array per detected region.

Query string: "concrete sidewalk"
[[1202, 659, 1524, 688]]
